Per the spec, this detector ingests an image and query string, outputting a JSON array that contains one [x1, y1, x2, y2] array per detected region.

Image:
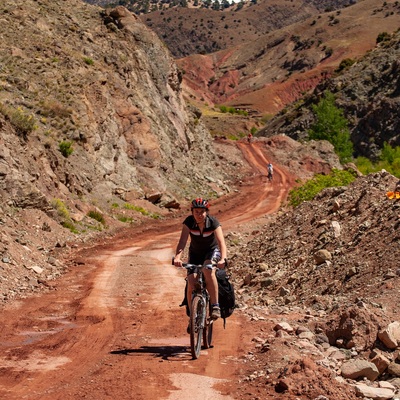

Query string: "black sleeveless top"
[[183, 215, 220, 256]]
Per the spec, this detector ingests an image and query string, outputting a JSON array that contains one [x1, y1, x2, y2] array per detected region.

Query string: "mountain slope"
[[0, 0, 231, 217], [84, 0, 358, 58], [177, 0, 400, 114], [259, 29, 400, 159], [142, 0, 329, 58]]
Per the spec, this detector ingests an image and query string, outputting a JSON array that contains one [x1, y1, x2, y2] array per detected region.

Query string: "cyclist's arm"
[[174, 225, 190, 267], [214, 226, 227, 268]]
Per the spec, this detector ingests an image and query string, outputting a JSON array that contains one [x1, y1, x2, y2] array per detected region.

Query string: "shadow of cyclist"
[[110, 345, 190, 361]]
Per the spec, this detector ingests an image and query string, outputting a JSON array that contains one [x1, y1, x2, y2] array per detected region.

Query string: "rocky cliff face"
[[0, 1, 229, 218], [0, 0, 241, 302]]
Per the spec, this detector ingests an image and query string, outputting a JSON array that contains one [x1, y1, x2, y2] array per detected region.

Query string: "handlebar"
[[171, 257, 228, 268], [182, 263, 215, 270]]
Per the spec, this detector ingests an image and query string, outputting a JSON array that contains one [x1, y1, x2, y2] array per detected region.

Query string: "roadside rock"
[[378, 321, 400, 350], [341, 359, 380, 381], [354, 383, 394, 400]]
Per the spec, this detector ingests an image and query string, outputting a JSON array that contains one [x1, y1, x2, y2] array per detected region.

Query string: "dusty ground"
[[1, 138, 399, 399]]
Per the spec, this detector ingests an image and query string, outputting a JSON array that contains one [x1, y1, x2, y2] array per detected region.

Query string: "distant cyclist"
[[173, 198, 227, 322], [267, 162, 273, 181]]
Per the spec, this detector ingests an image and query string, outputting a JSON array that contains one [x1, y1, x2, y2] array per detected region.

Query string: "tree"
[[212, 0, 220, 10], [308, 91, 353, 163]]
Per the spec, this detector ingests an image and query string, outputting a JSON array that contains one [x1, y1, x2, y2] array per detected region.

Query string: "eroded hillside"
[[0, 0, 230, 215], [176, 0, 399, 113], [260, 29, 400, 159]]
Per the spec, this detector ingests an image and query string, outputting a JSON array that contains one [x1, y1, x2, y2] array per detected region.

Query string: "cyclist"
[[267, 162, 273, 181], [173, 198, 227, 322]]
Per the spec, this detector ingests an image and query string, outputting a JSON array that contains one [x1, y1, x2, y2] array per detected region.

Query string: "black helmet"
[[191, 197, 209, 209]]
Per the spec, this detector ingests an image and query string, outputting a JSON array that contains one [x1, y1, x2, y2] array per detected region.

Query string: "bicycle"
[[174, 261, 215, 359], [267, 163, 273, 182], [267, 164, 273, 182]]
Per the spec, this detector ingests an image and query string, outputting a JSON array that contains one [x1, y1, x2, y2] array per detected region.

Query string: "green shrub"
[[355, 142, 400, 178], [309, 91, 353, 163], [117, 215, 133, 223], [51, 199, 79, 232], [288, 169, 357, 207], [218, 105, 248, 116], [354, 156, 374, 174], [87, 210, 106, 225], [61, 220, 79, 234], [83, 57, 94, 65], [0, 103, 37, 137], [124, 203, 149, 214], [123, 203, 160, 219], [51, 198, 70, 219], [376, 32, 391, 44], [59, 140, 74, 157], [226, 132, 246, 140], [336, 58, 356, 72], [261, 114, 274, 124]]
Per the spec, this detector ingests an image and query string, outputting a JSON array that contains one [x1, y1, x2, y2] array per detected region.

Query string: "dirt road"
[[0, 141, 292, 400]]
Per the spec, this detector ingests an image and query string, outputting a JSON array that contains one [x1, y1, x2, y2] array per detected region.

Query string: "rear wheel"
[[190, 296, 204, 359], [203, 302, 213, 349]]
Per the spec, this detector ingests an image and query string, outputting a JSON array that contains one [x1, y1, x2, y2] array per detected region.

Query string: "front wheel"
[[190, 295, 205, 359], [203, 303, 213, 349]]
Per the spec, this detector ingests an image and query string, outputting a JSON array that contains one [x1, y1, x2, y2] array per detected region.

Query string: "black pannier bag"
[[216, 268, 236, 328], [180, 268, 236, 327]]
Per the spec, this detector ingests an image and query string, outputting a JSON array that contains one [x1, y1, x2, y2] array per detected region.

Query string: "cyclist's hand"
[[217, 259, 226, 269], [174, 258, 183, 268]]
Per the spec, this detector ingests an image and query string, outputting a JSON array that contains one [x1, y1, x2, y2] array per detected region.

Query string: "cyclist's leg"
[[202, 262, 218, 304], [186, 273, 196, 311], [202, 249, 221, 308], [203, 265, 220, 319]]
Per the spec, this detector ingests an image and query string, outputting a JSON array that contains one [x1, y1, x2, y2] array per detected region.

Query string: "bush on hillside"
[[59, 140, 74, 158], [356, 142, 400, 178], [288, 169, 357, 207], [308, 91, 353, 163], [0, 103, 37, 138], [376, 31, 391, 44]]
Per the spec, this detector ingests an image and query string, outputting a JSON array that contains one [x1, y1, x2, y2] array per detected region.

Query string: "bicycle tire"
[[190, 295, 205, 359], [202, 303, 213, 349]]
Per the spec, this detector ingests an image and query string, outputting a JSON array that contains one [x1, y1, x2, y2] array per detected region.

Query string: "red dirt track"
[[0, 141, 293, 400]]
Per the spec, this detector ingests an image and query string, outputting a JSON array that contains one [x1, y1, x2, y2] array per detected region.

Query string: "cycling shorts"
[[187, 248, 221, 275]]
